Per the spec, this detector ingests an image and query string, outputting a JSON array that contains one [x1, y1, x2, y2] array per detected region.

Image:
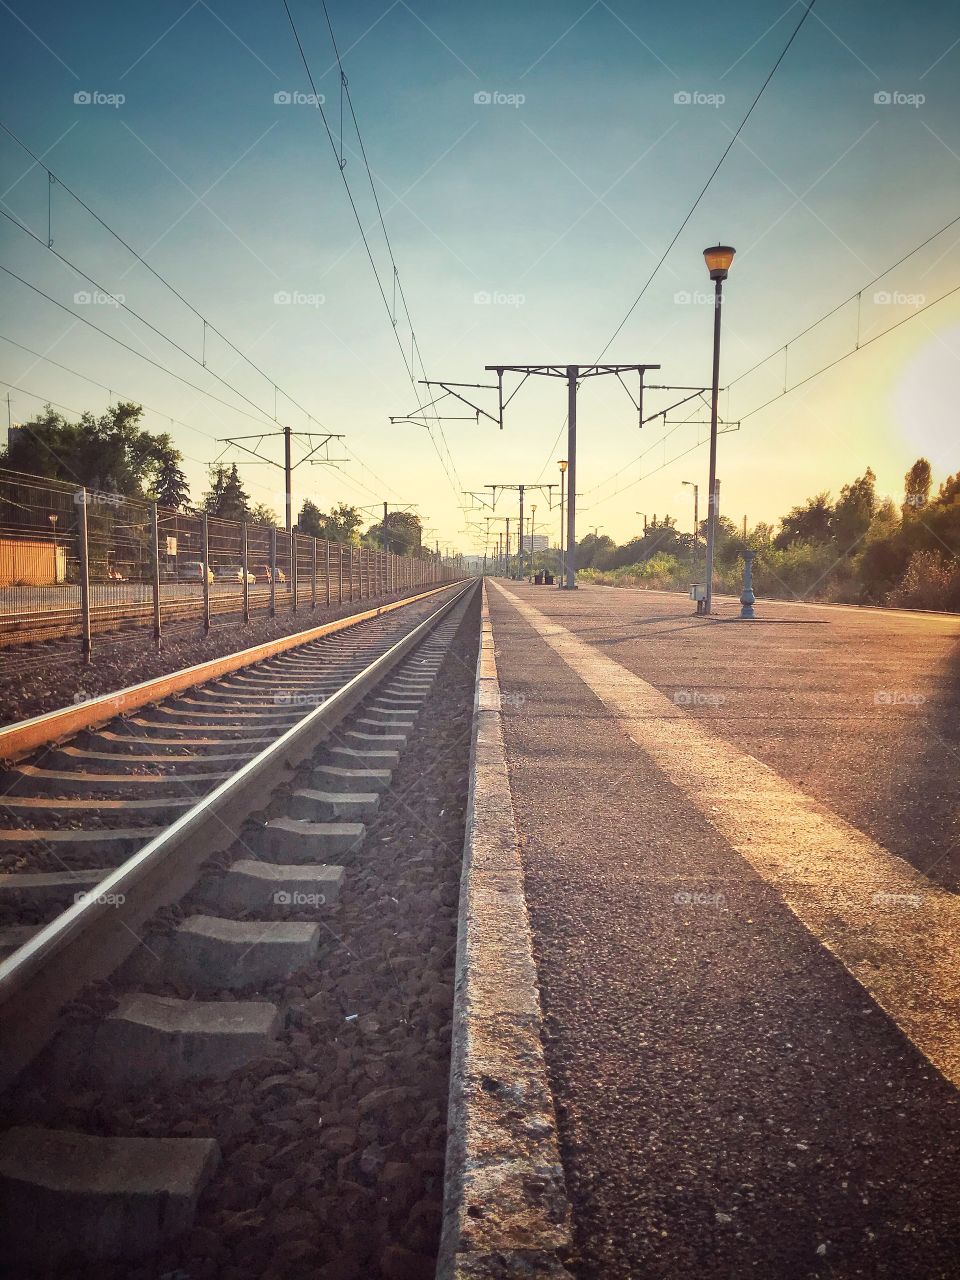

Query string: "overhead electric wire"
[[0, 206, 289, 427], [0, 332, 257, 455], [725, 209, 960, 394], [534, 0, 818, 482], [0, 120, 297, 410], [588, 277, 960, 507], [280, 0, 465, 511], [0, 377, 210, 469], [0, 118, 399, 503], [586, 209, 960, 500], [320, 0, 462, 496], [0, 262, 288, 426]]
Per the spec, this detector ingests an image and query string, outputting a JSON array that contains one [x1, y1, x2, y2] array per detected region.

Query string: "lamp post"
[[48, 514, 59, 584], [558, 460, 567, 586], [530, 504, 537, 575], [702, 244, 735, 615], [682, 480, 699, 582], [635, 511, 648, 533]]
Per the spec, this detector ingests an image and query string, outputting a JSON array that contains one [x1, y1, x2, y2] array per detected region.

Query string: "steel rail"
[[0, 582, 462, 759], [0, 578, 477, 1090]]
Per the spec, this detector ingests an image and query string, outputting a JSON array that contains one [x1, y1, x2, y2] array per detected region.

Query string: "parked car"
[[180, 560, 214, 583], [253, 565, 286, 584], [213, 564, 255, 584]]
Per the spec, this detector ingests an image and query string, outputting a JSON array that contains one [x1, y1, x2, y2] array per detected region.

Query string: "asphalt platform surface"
[[487, 580, 960, 1280]]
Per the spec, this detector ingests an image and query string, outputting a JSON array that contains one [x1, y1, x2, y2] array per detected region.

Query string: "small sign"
[[166, 536, 178, 555]]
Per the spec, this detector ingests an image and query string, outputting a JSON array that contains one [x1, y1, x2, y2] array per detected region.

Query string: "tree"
[[367, 510, 422, 555], [833, 468, 877, 554], [150, 443, 190, 509], [637, 515, 686, 562], [203, 463, 250, 522], [934, 472, 960, 507], [297, 499, 325, 538], [321, 503, 364, 544], [775, 493, 833, 548], [250, 502, 279, 527], [576, 532, 616, 569], [903, 458, 932, 514], [1, 402, 188, 502]]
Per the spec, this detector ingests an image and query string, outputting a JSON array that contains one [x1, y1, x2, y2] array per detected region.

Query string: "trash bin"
[[534, 571, 544, 585], [544, 572, 554, 586]]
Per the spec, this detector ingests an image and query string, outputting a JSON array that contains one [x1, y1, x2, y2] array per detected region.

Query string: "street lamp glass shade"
[[558, 459, 568, 473], [703, 244, 736, 280]]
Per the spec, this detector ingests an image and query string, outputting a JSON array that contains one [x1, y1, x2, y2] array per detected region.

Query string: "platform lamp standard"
[[557, 460, 568, 586], [681, 481, 699, 581], [48, 514, 59, 584], [530, 504, 537, 575], [702, 244, 735, 615]]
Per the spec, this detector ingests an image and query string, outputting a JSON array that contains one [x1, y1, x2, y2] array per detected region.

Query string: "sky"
[[1, 0, 958, 555]]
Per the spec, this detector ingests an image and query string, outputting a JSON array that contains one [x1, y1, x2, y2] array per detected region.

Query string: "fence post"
[[270, 527, 277, 618], [76, 489, 92, 663], [150, 501, 162, 653], [312, 537, 318, 611], [291, 530, 298, 614], [201, 512, 211, 635], [349, 545, 355, 602], [241, 522, 250, 625], [325, 540, 331, 607], [338, 543, 343, 603]]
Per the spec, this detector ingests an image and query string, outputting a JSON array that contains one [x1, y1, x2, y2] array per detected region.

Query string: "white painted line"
[[492, 581, 960, 1088]]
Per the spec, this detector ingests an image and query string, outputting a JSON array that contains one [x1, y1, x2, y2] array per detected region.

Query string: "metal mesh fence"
[[0, 469, 455, 660]]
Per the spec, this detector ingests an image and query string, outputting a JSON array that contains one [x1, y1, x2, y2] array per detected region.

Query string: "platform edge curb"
[[438, 581, 574, 1280]]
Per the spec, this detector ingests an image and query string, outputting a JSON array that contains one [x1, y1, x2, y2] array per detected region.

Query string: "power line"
[[594, 0, 819, 362], [726, 209, 960, 395], [588, 277, 960, 507], [534, 0, 818, 482], [0, 205, 288, 427], [0, 118, 403, 503], [0, 333, 251, 453], [0, 261, 287, 427], [280, 0, 464, 511], [738, 278, 960, 422], [587, 210, 960, 500]]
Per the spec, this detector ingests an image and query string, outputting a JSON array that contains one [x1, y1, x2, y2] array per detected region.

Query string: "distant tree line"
[[1, 403, 426, 553], [573, 459, 960, 611]]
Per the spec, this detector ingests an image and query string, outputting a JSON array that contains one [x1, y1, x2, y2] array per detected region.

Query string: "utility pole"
[[283, 424, 293, 532], [558, 460, 567, 586], [486, 483, 557, 581], [682, 481, 698, 581], [484, 364, 659, 589], [217, 428, 346, 533]]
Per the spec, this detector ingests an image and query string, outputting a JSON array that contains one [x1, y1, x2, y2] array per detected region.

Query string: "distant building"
[[521, 533, 549, 552]]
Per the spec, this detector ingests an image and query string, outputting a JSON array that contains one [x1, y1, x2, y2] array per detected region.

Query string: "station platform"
[[483, 578, 960, 1280]]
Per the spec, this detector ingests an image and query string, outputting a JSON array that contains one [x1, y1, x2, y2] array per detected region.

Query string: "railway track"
[[0, 578, 478, 1272]]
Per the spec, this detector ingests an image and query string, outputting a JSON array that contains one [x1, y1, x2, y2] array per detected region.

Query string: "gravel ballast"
[[1, 588, 481, 1279], [0, 584, 458, 727]]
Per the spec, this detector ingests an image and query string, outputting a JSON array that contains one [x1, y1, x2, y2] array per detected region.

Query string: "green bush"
[[888, 550, 960, 611]]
